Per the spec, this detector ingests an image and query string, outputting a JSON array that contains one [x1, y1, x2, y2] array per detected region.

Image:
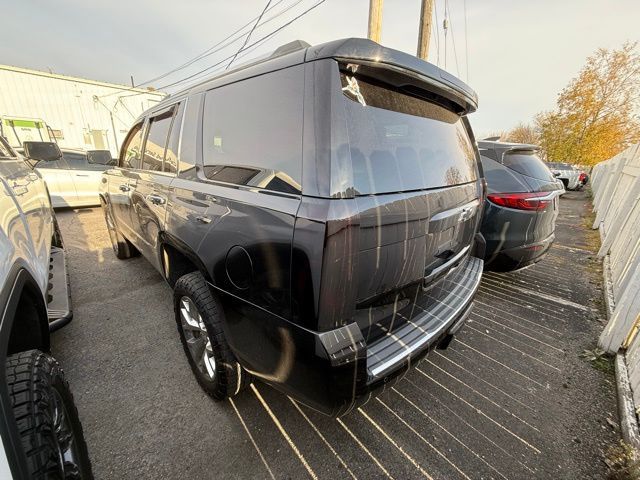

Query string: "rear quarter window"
[[201, 66, 303, 194], [340, 73, 477, 195]]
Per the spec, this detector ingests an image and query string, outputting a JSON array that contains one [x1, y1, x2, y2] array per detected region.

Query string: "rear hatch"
[[500, 150, 561, 241], [336, 71, 482, 347]]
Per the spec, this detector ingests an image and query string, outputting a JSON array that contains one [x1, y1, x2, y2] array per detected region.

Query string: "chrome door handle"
[[75, 174, 90, 177], [119, 184, 130, 192], [195, 216, 211, 224], [146, 194, 166, 205]]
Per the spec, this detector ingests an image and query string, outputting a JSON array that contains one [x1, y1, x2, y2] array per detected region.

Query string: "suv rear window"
[[340, 73, 477, 195], [503, 152, 555, 181]]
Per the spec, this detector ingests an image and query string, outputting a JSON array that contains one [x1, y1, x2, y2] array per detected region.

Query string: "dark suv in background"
[[478, 140, 562, 271], [100, 38, 485, 416]]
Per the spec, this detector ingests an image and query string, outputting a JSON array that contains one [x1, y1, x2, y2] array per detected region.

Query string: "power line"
[[433, 0, 440, 66], [227, 0, 273, 70], [443, 2, 448, 69], [98, 0, 306, 98], [123, 0, 328, 96], [140, 0, 288, 86], [445, 0, 460, 77], [134, 0, 299, 87], [464, 0, 469, 82]]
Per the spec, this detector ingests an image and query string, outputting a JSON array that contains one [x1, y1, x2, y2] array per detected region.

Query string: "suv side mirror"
[[22, 141, 62, 162], [87, 150, 115, 166]]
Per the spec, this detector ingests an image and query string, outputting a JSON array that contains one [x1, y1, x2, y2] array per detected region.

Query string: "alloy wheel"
[[179, 296, 216, 379]]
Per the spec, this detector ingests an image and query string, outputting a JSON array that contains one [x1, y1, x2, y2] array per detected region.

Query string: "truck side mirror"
[[87, 150, 113, 165], [22, 141, 62, 162]]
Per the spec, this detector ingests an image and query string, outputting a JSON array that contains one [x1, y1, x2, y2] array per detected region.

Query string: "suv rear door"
[[108, 123, 144, 240], [128, 103, 184, 269]]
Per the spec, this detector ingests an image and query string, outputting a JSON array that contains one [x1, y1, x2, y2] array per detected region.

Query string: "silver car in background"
[[34, 147, 114, 207]]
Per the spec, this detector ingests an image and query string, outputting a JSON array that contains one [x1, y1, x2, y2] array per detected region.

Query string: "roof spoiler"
[[503, 144, 541, 152], [306, 38, 478, 114]]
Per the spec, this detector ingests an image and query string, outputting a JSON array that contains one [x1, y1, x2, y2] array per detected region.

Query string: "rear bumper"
[[484, 233, 554, 272], [220, 256, 483, 417]]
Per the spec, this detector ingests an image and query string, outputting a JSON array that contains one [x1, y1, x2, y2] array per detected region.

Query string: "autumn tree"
[[536, 42, 640, 166], [504, 123, 540, 145]]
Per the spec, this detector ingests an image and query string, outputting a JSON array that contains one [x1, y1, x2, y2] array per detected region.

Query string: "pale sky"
[[2, 0, 639, 135]]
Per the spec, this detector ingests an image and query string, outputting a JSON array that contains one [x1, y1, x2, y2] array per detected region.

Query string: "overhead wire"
[[119, 0, 327, 97], [443, 1, 448, 69], [139, 0, 290, 87], [98, 0, 307, 98], [136, 0, 286, 88], [464, 0, 469, 82], [445, 0, 460, 77], [227, 0, 273, 69], [433, 0, 441, 66]]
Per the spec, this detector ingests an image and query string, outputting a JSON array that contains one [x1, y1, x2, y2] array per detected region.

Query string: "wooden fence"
[[594, 143, 640, 406]]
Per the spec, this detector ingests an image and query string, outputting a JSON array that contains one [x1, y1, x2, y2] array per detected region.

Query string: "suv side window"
[[142, 108, 174, 172], [202, 66, 303, 194], [164, 103, 184, 174], [120, 123, 144, 169]]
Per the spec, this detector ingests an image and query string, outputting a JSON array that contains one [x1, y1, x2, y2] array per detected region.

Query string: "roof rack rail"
[[271, 40, 310, 58]]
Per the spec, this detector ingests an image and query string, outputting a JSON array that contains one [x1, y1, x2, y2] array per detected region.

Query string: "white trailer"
[[0, 64, 166, 156]]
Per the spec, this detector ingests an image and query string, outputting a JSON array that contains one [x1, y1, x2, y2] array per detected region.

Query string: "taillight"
[[579, 172, 586, 182], [487, 192, 552, 211]]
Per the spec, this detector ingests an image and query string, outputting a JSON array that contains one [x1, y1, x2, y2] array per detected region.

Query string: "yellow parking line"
[[251, 385, 318, 480]]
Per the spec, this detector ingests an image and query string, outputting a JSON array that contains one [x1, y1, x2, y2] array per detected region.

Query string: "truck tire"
[[173, 272, 251, 400], [100, 198, 137, 260], [6, 350, 93, 479]]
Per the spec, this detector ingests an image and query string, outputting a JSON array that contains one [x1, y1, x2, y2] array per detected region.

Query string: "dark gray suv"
[[100, 38, 485, 416]]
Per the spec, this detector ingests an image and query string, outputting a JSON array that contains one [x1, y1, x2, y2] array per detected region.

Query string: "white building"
[[0, 64, 166, 155]]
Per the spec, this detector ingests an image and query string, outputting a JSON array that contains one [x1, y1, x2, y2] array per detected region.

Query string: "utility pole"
[[367, 0, 383, 43], [417, 0, 434, 60]]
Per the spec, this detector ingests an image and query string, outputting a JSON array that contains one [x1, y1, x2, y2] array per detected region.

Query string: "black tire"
[[6, 350, 93, 479], [174, 272, 251, 400], [100, 198, 137, 260]]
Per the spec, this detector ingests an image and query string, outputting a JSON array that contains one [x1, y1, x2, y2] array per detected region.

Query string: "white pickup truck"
[[0, 136, 92, 478], [546, 162, 582, 190]]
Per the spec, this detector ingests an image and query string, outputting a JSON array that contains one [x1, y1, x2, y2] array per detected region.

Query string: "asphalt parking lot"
[[52, 190, 618, 479]]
